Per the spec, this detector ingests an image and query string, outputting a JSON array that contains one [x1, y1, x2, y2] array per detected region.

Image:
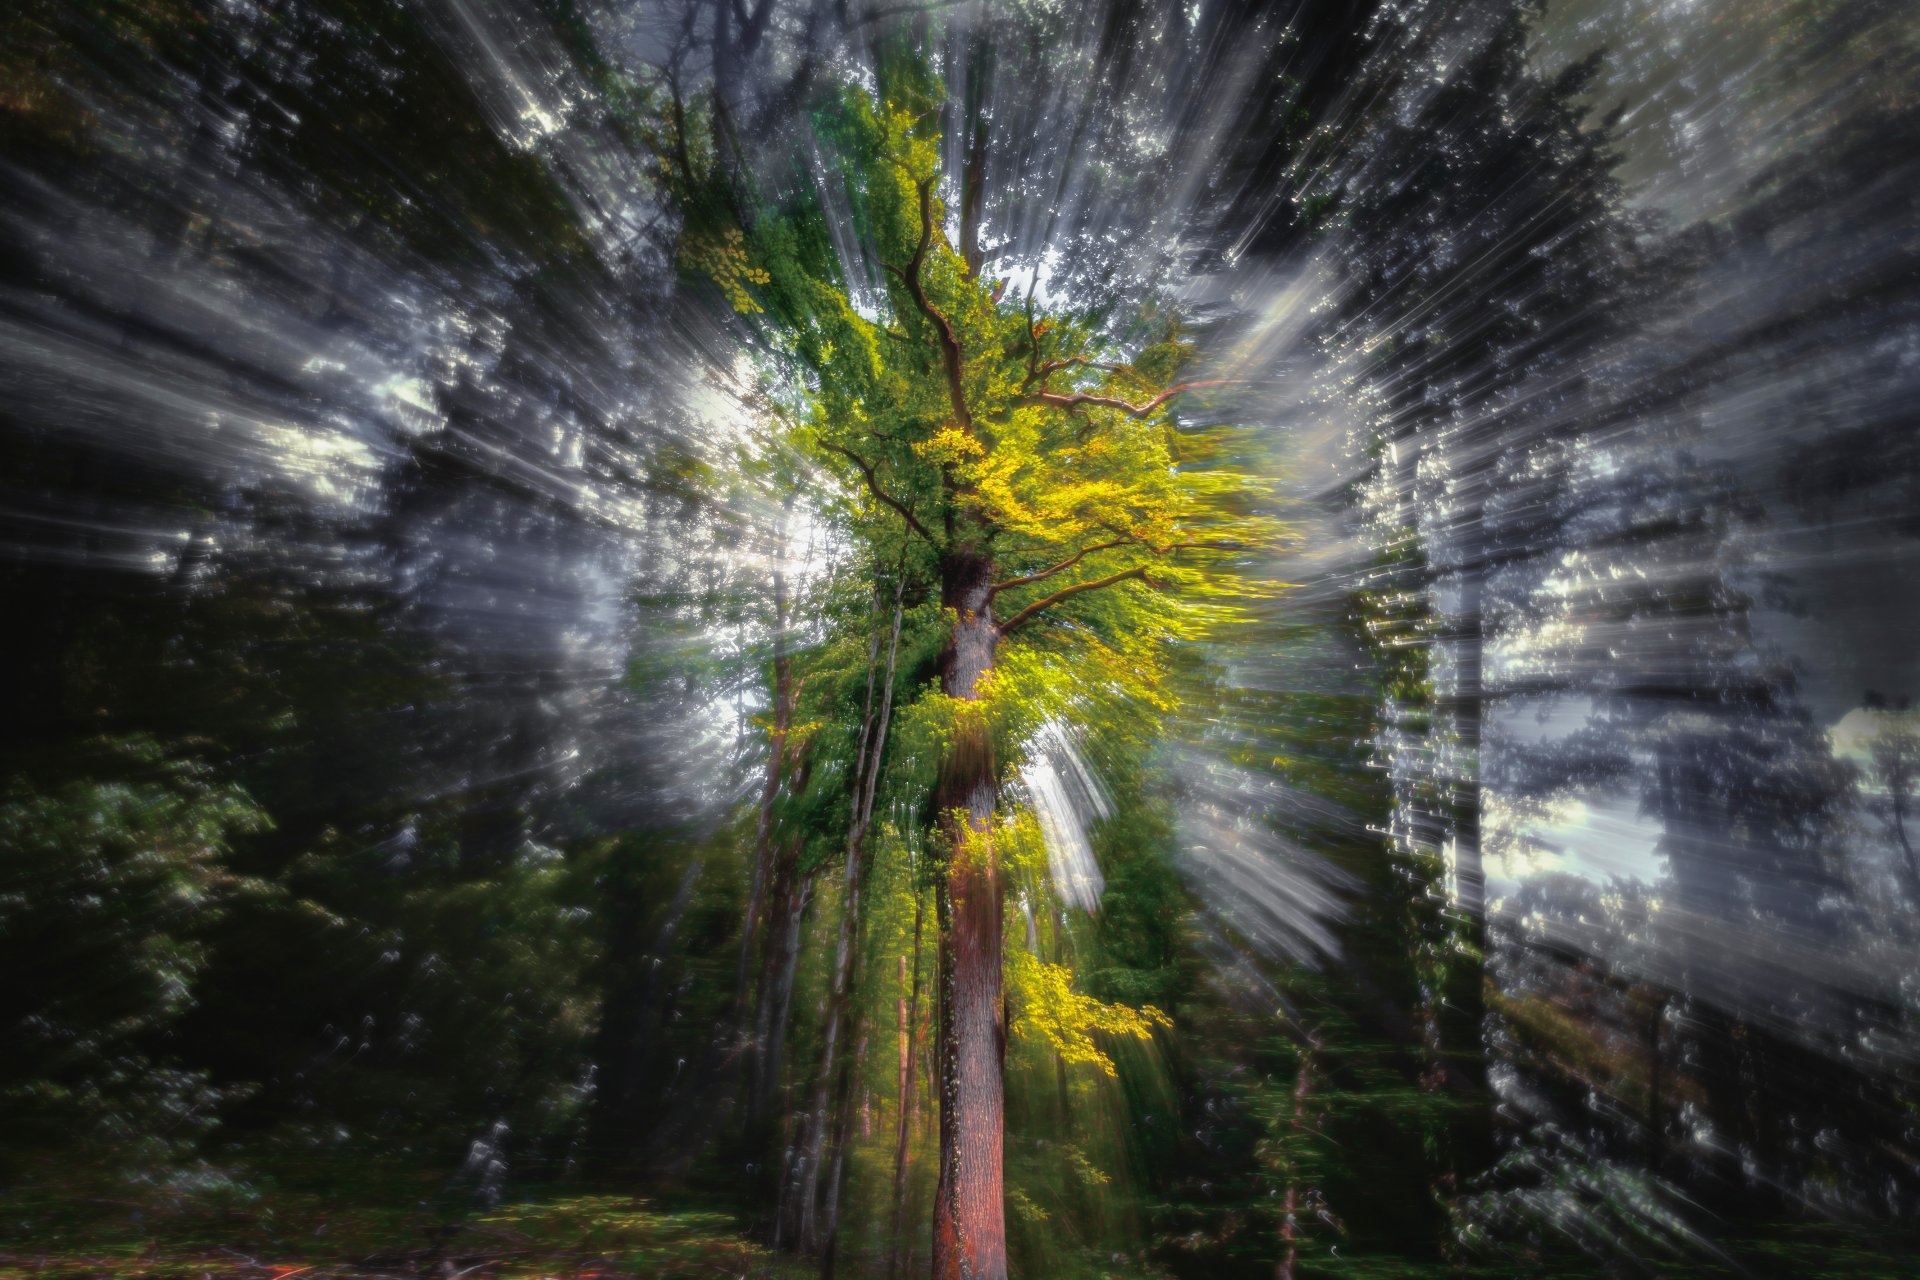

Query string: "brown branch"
[[665, 75, 696, 192], [1027, 379, 1228, 418], [988, 539, 1131, 597], [891, 179, 971, 432], [1023, 352, 1131, 400], [1020, 300, 1043, 391], [824, 444, 937, 545], [1045, 356, 1126, 375], [1090, 522, 1246, 558], [996, 564, 1156, 637], [960, 94, 988, 279], [738, 0, 777, 52]]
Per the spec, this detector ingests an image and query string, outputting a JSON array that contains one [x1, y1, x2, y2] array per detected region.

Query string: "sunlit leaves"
[[681, 227, 771, 314], [1005, 949, 1170, 1078]]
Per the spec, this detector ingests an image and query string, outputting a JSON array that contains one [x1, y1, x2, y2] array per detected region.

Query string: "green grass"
[[0, 1185, 807, 1280], [3, 1174, 1912, 1280]]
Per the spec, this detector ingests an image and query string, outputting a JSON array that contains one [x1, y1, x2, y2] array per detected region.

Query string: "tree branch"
[[995, 564, 1156, 637], [891, 178, 971, 432], [824, 444, 937, 546], [988, 539, 1131, 597], [1045, 356, 1126, 376], [1020, 299, 1043, 391], [1023, 352, 1122, 387], [1027, 380, 1227, 418], [852, 0, 972, 26], [665, 74, 696, 192]]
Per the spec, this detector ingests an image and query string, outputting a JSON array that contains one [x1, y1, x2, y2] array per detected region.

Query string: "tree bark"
[[1887, 770, 1920, 899], [591, 858, 704, 1164], [930, 549, 1007, 1280], [887, 897, 925, 1280], [957, 34, 992, 279], [790, 572, 907, 1255], [754, 845, 813, 1124], [1275, 1034, 1316, 1280], [738, 495, 800, 1088], [1644, 993, 1667, 1173]]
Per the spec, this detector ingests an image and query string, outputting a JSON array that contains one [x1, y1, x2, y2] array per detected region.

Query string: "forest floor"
[[0, 1187, 809, 1280], [4, 1175, 1914, 1279]]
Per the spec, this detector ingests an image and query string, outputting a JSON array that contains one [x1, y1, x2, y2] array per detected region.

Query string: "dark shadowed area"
[[1, 1, 1916, 1277]]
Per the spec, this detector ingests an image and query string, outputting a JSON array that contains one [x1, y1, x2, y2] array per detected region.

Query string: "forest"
[[2, 0, 1917, 1277]]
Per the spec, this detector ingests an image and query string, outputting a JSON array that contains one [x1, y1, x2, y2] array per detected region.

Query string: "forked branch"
[[885, 179, 971, 433], [824, 444, 937, 545], [989, 539, 1131, 597], [1022, 354, 1126, 393], [995, 564, 1156, 637]]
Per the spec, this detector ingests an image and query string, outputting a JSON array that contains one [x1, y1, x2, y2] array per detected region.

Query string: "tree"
[[702, 53, 1271, 1277]]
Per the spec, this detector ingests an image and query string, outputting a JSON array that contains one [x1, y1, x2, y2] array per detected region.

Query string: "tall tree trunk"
[[818, 1025, 869, 1280], [1644, 993, 1667, 1173], [1431, 566, 1493, 1223], [930, 549, 1007, 1280], [738, 495, 799, 1078], [956, 34, 992, 279], [591, 857, 703, 1166], [754, 844, 814, 1125], [1275, 1033, 1317, 1280], [1889, 783, 1920, 899], [887, 895, 925, 1280], [790, 572, 907, 1254]]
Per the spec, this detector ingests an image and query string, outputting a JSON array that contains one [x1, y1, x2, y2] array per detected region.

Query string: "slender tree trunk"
[[956, 34, 992, 280], [1431, 566, 1493, 1231], [792, 573, 907, 1254], [1889, 786, 1920, 899], [931, 550, 1007, 1280], [922, 995, 938, 1148], [593, 858, 703, 1162], [1645, 994, 1666, 1172], [767, 865, 818, 1251], [738, 498, 799, 1074], [751, 757, 820, 1143], [1275, 1034, 1316, 1280], [819, 1026, 869, 1279], [755, 846, 814, 1122], [888, 896, 925, 1280], [768, 577, 882, 1208]]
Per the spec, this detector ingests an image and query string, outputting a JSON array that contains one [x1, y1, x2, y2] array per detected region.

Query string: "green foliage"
[[717, 48, 1282, 840], [0, 1185, 811, 1280], [0, 735, 270, 1164], [1006, 948, 1170, 1079], [1352, 529, 1434, 712], [670, 44, 1284, 1270], [476, 1196, 807, 1278]]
